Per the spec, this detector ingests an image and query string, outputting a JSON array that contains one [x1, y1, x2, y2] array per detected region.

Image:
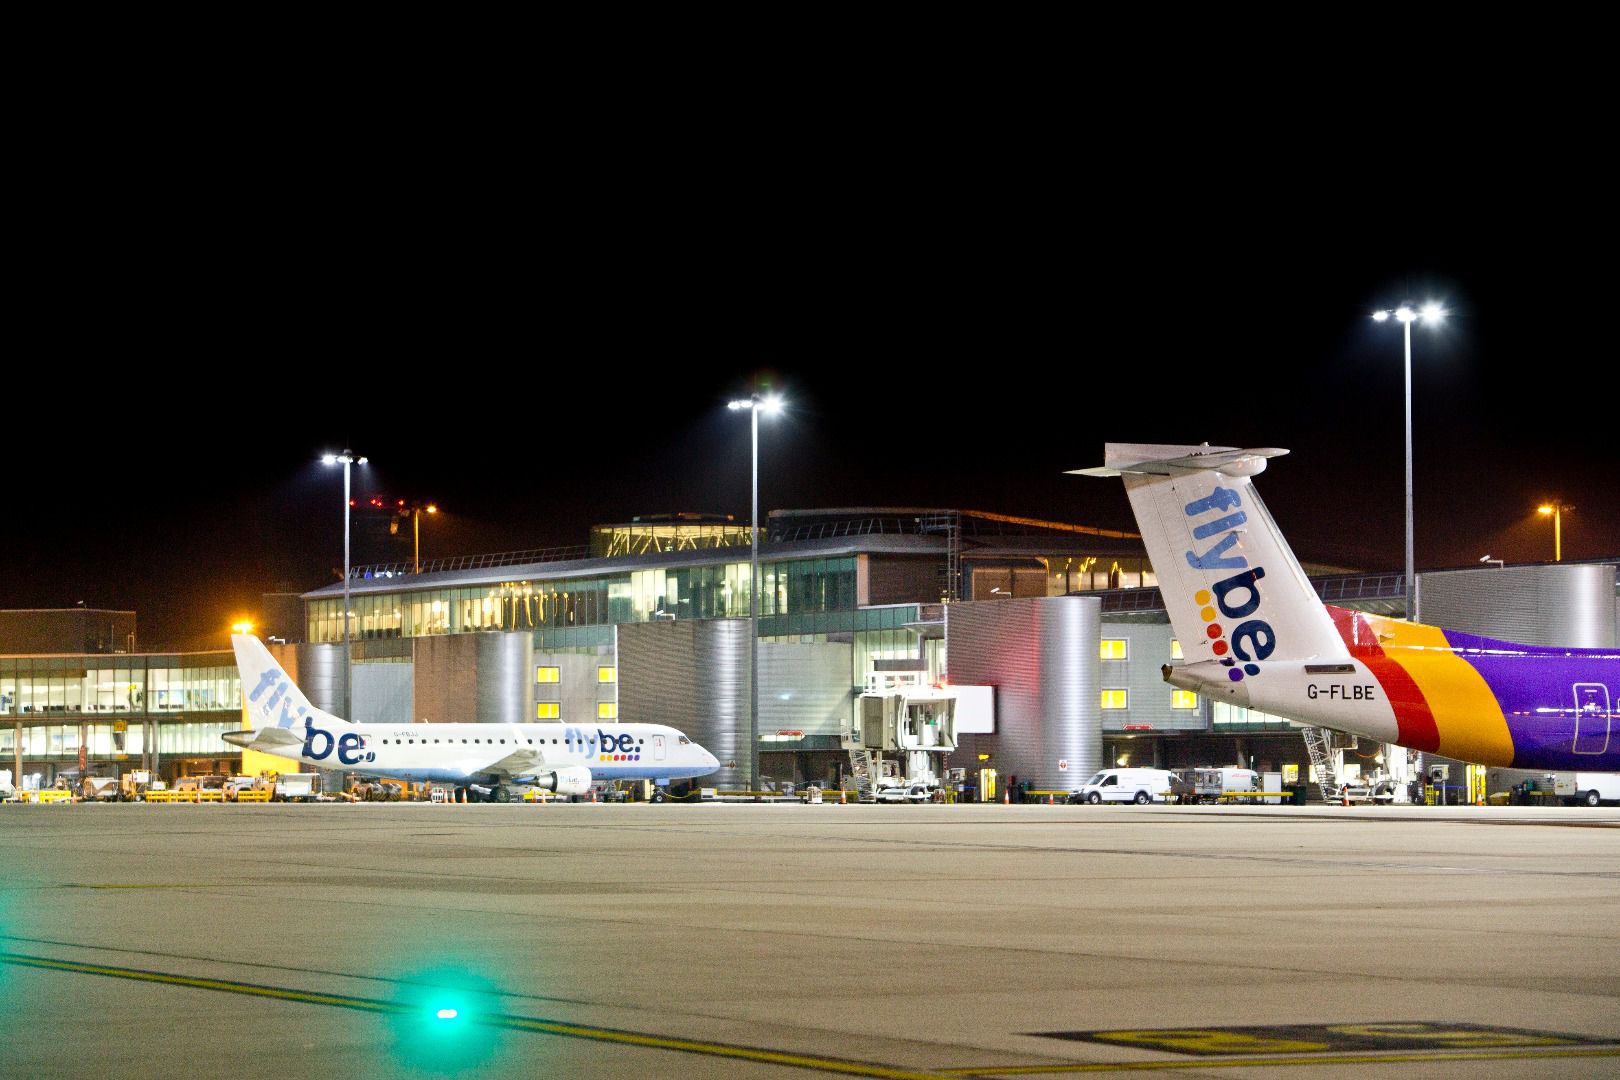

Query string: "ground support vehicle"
[[1070, 768, 1177, 805]]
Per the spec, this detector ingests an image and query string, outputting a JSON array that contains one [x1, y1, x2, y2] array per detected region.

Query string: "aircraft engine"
[[538, 766, 592, 796]]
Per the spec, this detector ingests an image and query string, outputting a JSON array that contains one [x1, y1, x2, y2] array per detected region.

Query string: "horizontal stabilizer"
[[1069, 443, 1289, 478], [222, 727, 301, 750]]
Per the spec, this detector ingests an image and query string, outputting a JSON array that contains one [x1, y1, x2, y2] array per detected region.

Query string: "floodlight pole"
[[343, 455, 352, 719], [749, 401, 760, 792], [1403, 315, 1416, 625], [728, 394, 782, 791], [323, 450, 366, 721]]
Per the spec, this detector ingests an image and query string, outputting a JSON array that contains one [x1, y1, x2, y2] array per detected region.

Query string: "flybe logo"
[[248, 668, 373, 765], [1183, 485, 1275, 682], [248, 669, 309, 730], [564, 726, 642, 763], [302, 720, 374, 765]]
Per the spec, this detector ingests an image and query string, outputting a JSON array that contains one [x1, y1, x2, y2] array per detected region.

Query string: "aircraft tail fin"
[[1071, 444, 1349, 678], [231, 635, 351, 733]]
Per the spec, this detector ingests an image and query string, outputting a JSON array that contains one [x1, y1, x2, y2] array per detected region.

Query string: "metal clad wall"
[[618, 619, 749, 788], [411, 635, 479, 724], [534, 653, 604, 726], [476, 632, 535, 726], [353, 663, 413, 725], [1421, 564, 1616, 647], [759, 642, 853, 738], [946, 596, 1101, 790], [1100, 619, 1207, 734], [271, 642, 345, 716]]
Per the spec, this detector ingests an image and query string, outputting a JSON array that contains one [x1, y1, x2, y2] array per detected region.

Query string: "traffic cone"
[[839, 789, 846, 805], [1002, 789, 1009, 804], [1341, 786, 1349, 807]]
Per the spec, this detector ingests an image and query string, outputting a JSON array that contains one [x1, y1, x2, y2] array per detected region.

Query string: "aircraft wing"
[[476, 746, 549, 780]]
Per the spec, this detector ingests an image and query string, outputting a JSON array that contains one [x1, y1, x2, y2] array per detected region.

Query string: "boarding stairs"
[[847, 749, 881, 803], [1301, 727, 1339, 803]]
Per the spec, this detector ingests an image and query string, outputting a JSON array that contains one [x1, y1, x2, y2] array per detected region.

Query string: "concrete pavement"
[[2, 802, 1617, 1078]]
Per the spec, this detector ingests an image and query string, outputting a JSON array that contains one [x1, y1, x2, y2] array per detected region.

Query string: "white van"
[[1074, 768, 1176, 805]]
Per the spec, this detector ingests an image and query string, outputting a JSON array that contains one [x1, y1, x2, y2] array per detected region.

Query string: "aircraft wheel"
[[1586, 789, 1603, 807], [492, 785, 512, 803], [1134, 791, 1151, 805], [1087, 792, 1102, 805], [651, 790, 666, 803]]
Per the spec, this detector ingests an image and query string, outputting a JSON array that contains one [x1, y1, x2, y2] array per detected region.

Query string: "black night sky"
[[7, 174, 1616, 650]]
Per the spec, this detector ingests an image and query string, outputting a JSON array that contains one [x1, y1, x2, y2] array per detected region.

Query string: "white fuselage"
[[274, 719, 718, 786]]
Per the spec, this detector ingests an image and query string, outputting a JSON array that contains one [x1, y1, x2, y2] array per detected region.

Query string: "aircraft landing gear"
[[491, 784, 513, 803], [651, 788, 666, 803]]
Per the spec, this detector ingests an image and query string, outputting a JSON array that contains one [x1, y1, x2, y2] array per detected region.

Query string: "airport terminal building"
[[4, 510, 1617, 799]]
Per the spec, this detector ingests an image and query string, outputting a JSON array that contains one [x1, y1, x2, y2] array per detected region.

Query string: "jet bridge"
[[841, 678, 958, 802]]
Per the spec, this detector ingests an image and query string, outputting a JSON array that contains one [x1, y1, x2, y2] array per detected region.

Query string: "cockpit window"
[[678, 736, 690, 745]]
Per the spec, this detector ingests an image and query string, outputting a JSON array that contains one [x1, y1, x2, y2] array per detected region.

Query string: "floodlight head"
[[321, 454, 338, 466], [1394, 306, 1416, 323], [761, 394, 785, 416], [1538, 505, 1554, 515], [727, 400, 748, 411], [1420, 302, 1445, 323], [1371, 310, 1390, 322], [356, 456, 368, 465]]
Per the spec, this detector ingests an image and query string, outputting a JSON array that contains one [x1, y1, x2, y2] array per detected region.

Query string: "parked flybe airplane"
[[1075, 444, 1620, 774], [222, 635, 719, 800]]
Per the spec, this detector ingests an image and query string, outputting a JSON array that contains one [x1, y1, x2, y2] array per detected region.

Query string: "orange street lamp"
[[393, 501, 440, 573], [1537, 502, 1573, 562]]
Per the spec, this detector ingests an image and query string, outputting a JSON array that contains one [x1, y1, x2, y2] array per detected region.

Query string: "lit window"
[[1101, 690, 1129, 710], [1100, 639, 1128, 661], [597, 666, 616, 684], [1170, 639, 1184, 660], [1171, 690, 1199, 710], [536, 703, 559, 720], [535, 666, 559, 684], [598, 702, 618, 719]]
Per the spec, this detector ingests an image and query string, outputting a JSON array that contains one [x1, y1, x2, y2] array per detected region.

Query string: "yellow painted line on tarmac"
[[14, 951, 1615, 1078], [0, 952, 947, 1080], [938, 1045, 1620, 1074]]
